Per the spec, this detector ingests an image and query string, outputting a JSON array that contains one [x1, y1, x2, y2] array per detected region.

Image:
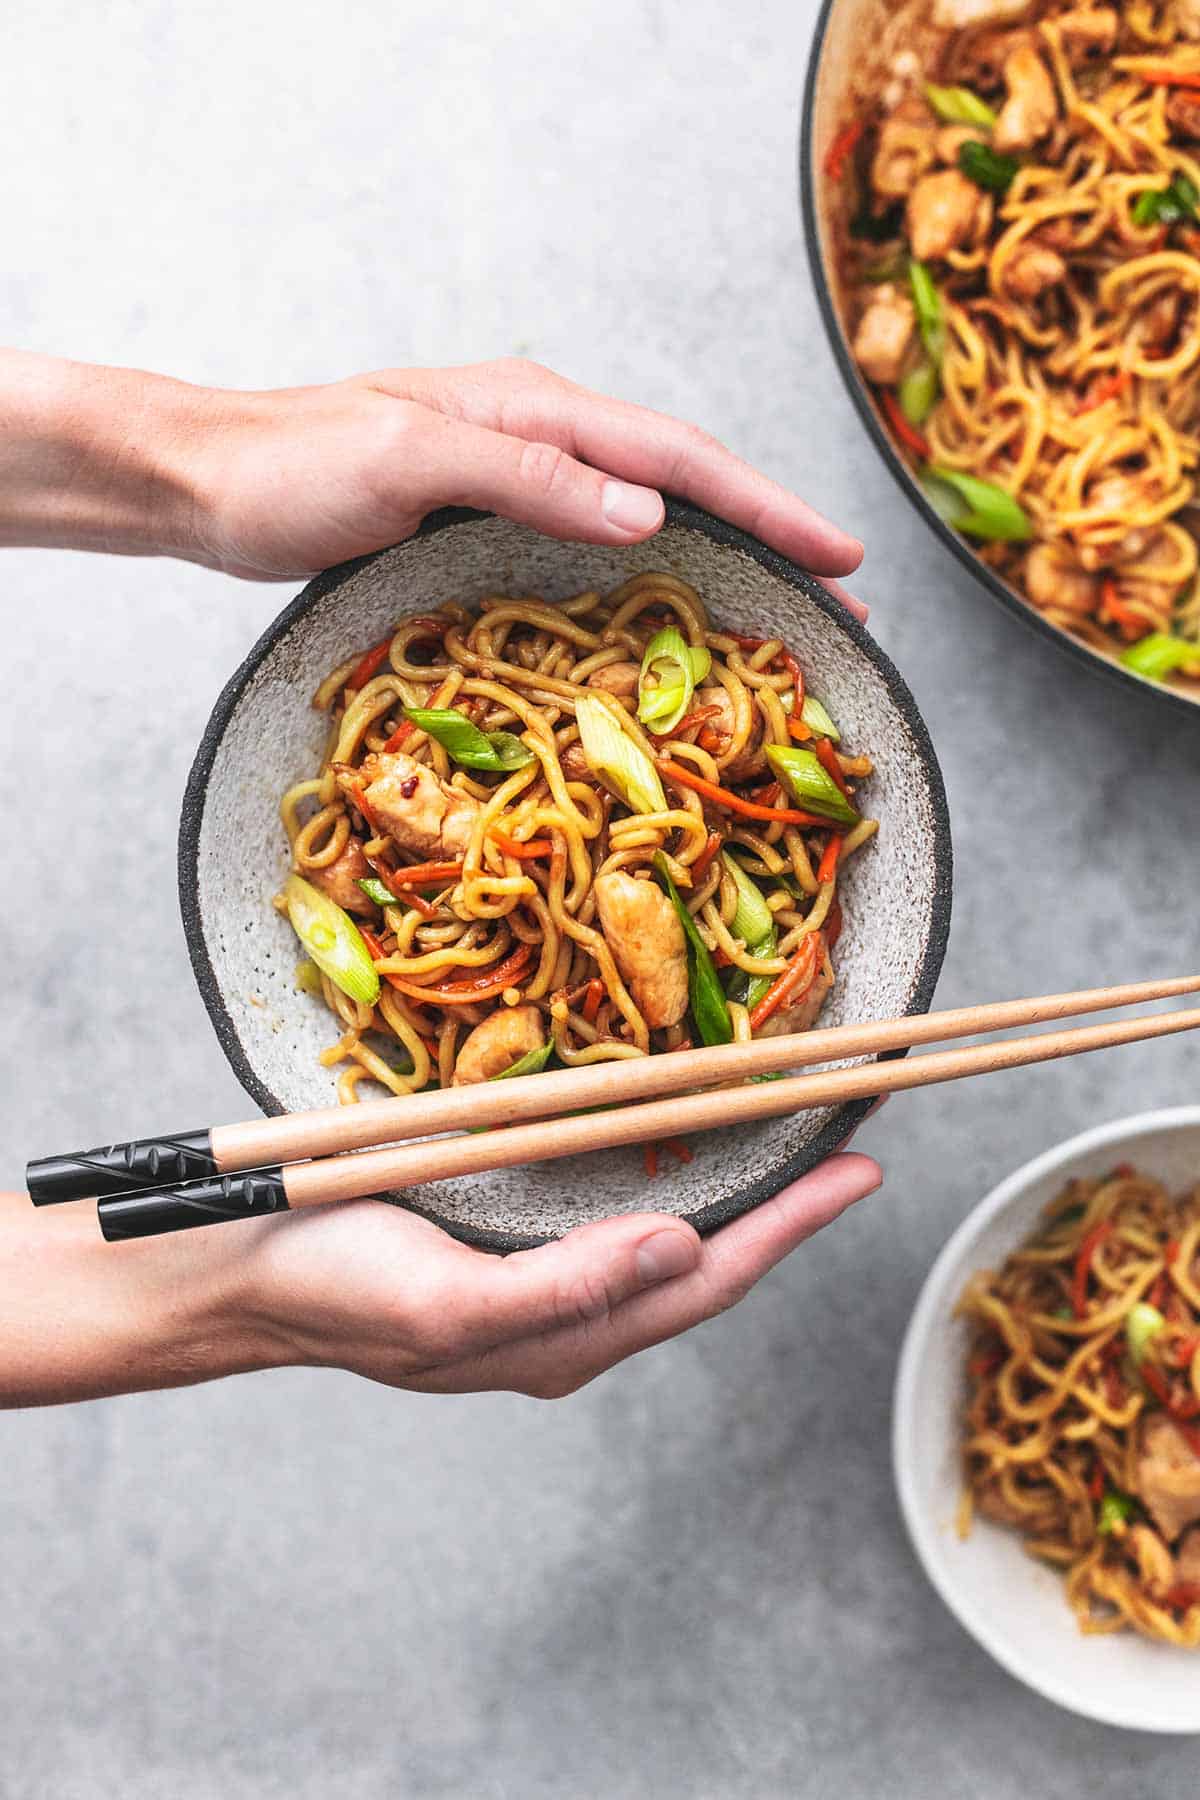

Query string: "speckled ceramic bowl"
[[179, 502, 952, 1248]]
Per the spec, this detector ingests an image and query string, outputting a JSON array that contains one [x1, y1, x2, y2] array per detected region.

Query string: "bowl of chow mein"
[[895, 1107, 1200, 1732], [802, 0, 1200, 713], [180, 502, 951, 1247]]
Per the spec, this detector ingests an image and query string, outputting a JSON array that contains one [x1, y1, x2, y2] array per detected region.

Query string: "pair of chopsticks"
[[25, 975, 1200, 1241]]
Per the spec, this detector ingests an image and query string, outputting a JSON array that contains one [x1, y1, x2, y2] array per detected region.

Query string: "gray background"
[[2, 0, 1197, 1794]]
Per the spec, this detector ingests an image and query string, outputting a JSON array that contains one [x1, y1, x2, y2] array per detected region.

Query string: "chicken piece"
[[1176, 1526, 1200, 1585], [1129, 1522, 1175, 1599], [306, 838, 375, 917], [339, 751, 481, 861], [755, 960, 834, 1040], [693, 684, 767, 782], [935, 124, 982, 165], [594, 870, 688, 1029], [932, 0, 1029, 26], [1004, 241, 1067, 300], [560, 739, 590, 781], [1023, 543, 1099, 615], [1138, 1414, 1200, 1543], [586, 660, 640, 699], [993, 44, 1058, 153], [1055, 7, 1118, 60], [452, 1004, 544, 1086], [1074, 474, 1153, 570], [1167, 89, 1200, 141], [871, 104, 938, 199], [906, 169, 983, 261], [951, 25, 1035, 89], [851, 284, 916, 385], [1174, 0, 1200, 40]]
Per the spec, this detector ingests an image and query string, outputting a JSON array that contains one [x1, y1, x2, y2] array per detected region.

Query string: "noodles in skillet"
[[276, 573, 878, 1113], [958, 1165, 1200, 1645], [829, 0, 1200, 691]]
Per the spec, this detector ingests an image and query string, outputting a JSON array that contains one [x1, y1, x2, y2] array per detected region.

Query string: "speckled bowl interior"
[[180, 503, 952, 1248]]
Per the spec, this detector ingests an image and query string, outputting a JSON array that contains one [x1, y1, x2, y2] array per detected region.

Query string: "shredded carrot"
[[663, 1138, 693, 1165], [643, 1144, 659, 1179], [1071, 1221, 1112, 1319], [1135, 66, 1200, 90], [652, 703, 721, 739], [1077, 369, 1129, 413], [814, 735, 850, 798], [1088, 1460, 1106, 1502], [659, 758, 829, 827], [347, 638, 393, 691], [381, 721, 413, 753], [1166, 1238, 1181, 1265], [690, 831, 724, 882], [824, 117, 864, 180], [1099, 578, 1146, 641], [379, 943, 534, 1005], [388, 859, 464, 886], [745, 780, 782, 808], [816, 835, 841, 886], [354, 783, 379, 832], [748, 932, 821, 1032], [581, 978, 603, 1024], [1165, 1583, 1200, 1611], [491, 833, 553, 860], [1149, 1272, 1169, 1312], [880, 389, 931, 460], [1173, 1334, 1200, 1367]]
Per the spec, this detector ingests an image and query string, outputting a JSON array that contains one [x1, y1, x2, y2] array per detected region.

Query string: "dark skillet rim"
[[798, 0, 1200, 725], [179, 499, 953, 1250]]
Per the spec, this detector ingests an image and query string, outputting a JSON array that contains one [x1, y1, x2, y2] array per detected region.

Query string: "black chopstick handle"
[[97, 1167, 289, 1241], [26, 1129, 217, 1206]]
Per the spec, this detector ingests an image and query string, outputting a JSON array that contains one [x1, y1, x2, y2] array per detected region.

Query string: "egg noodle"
[[277, 574, 878, 1117], [958, 1167, 1200, 1645]]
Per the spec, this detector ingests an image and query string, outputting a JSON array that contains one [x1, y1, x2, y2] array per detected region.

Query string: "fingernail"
[[601, 479, 664, 535], [635, 1229, 699, 1286]]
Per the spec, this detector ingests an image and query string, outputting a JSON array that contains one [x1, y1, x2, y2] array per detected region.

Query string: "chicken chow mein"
[[829, 0, 1200, 691], [959, 1165, 1200, 1645], [275, 572, 877, 1129]]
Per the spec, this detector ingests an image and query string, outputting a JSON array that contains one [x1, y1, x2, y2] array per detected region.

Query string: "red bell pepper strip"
[[1134, 66, 1200, 90], [1071, 1220, 1112, 1318], [814, 735, 850, 798], [816, 835, 841, 886], [347, 638, 393, 691], [880, 389, 931, 460], [824, 117, 865, 181], [690, 832, 724, 882]]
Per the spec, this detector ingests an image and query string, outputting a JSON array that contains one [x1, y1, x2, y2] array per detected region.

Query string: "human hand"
[[241, 1152, 881, 1397]]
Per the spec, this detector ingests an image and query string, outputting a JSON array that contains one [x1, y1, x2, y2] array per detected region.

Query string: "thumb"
[[412, 411, 666, 544], [455, 1210, 702, 1350]]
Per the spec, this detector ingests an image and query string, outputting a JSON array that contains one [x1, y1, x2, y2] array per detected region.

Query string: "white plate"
[[893, 1108, 1200, 1733]]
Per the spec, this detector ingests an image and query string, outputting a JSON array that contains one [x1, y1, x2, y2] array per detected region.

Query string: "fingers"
[[438, 1209, 702, 1356], [389, 362, 863, 576], [430, 1152, 882, 1397], [814, 574, 869, 624], [382, 407, 668, 545]]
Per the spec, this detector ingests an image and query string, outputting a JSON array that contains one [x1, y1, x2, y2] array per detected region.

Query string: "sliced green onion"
[[722, 851, 774, 948], [899, 357, 940, 426], [958, 139, 1019, 194], [1125, 1302, 1166, 1366], [294, 958, 323, 994], [637, 628, 712, 733], [920, 465, 1032, 542], [283, 874, 380, 1006], [800, 695, 841, 742], [1097, 1488, 1136, 1534], [403, 707, 536, 772], [1132, 173, 1198, 229], [652, 851, 732, 1046], [764, 744, 861, 828], [923, 82, 998, 130], [575, 694, 667, 815], [1119, 632, 1200, 681], [356, 876, 396, 907], [489, 1040, 555, 1081], [908, 258, 945, 365]]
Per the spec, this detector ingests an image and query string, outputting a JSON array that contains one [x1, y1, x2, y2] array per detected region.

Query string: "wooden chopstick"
[[26, 974, 1200, 1212], [92, 988, 1200, 1240]]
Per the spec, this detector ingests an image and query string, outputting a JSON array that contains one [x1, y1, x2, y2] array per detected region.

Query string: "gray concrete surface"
[[2, 1, 1198, 1794]]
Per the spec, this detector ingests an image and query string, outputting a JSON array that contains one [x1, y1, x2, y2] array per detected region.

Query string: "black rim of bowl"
[[798, 0, 1200, 724], [179, 499, 954, 1250]]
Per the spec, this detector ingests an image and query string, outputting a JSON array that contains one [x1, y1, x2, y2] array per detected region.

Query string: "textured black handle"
[[27, 1129, 216, 1206], [97, 1167, 289, 1241]]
